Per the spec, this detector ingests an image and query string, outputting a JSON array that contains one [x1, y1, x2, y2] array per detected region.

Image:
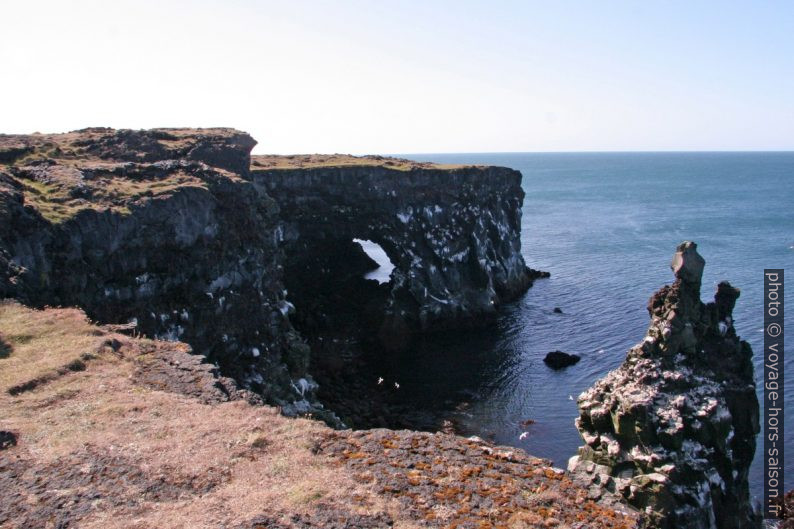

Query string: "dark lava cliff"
[[0, 128, 326, 418], [0, 128, 540, 423], [252, 159, 543, 345]]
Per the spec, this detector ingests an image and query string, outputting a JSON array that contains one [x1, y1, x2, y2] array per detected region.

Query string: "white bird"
[[377, 377, 384, 385], [394, 382, 400, 389], [568, 395, 574, 401], [519, 432, 529, 441]]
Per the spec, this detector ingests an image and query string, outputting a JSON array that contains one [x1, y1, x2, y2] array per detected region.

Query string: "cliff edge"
[[0, 127, 333, 420], [251, 157, 544, 351], [0, 301, 638, 528]]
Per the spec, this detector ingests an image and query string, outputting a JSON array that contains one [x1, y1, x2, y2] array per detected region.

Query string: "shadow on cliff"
[[281, 236, 513, 430], [283, 239, 514, 430], [314, 324, 512, 432]]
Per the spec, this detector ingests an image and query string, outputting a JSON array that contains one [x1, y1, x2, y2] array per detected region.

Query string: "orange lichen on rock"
[[319, 429, 640, 528]]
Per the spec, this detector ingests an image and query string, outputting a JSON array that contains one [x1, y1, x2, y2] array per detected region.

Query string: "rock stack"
[[569, 242, 760, 528]]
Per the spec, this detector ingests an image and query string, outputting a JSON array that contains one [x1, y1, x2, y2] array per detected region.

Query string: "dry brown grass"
[[0, 301, 105, 393], [15, 168, 211, 224], [0, 302, 402, 528], [0, 127, 249, 224], [0, 127, 245, 167]]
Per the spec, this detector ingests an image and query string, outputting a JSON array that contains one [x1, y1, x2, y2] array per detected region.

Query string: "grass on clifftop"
[[0, 302, 385, 528], [0, 127, 245, 167], [14, 169, 210, 224], [0, 127, 248, 224], [251, 153, 474, 171]]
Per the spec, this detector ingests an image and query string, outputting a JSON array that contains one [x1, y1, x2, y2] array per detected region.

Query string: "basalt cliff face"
[[0, 128, 337, 421], [0, 129, 537, 422], [252, 157, 543, 349], [569, 242, 760, 528], [249, 156, 544, 428]]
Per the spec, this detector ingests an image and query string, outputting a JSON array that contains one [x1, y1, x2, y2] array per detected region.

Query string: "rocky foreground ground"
[[0, 301, 639, 529]]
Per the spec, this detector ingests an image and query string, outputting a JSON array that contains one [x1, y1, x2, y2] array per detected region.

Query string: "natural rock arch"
[[252, 163, 544, 349]]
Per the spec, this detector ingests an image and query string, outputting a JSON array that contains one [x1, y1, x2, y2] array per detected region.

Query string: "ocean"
[[380, 152, 793, 499]]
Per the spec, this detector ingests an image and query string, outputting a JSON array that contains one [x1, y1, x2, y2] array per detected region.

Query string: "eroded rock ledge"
[[569, 242, 760, 529], [0, 128, 541, 421]]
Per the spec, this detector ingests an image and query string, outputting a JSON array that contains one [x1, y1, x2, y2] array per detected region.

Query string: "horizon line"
[[253, 149, 794, 156], [395, 149, 794, 155]]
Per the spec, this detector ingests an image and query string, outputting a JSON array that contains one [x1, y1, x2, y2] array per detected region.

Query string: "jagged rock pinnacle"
[[670, 240, 705, 287], [570, 242, 760, 529]]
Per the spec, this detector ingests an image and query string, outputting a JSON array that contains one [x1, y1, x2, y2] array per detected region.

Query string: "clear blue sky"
[[1, 1, 792, 153]]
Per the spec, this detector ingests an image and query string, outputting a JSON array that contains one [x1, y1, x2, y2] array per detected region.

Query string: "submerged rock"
[[570, 241, 760, 528], [543, 350, 581, 369]]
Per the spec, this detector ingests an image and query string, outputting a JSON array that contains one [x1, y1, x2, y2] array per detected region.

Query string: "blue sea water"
[[385, 152, 793, 499]]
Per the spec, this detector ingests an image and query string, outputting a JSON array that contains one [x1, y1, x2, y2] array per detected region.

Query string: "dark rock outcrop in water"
[[252, 161, 542, 349], [543, 350, 581, 369], [569, 242, 760, 528], [0, 128, 540, 423]]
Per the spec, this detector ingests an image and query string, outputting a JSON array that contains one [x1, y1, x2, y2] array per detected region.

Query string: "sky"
[[1, 1, 793, 154]]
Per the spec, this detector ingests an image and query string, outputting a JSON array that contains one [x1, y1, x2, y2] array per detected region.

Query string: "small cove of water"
[[376, 151, 794, 499]]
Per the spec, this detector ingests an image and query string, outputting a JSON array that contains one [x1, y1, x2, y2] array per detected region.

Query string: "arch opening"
[[282, 236, 394, 340], [353, 238, 395, 284]]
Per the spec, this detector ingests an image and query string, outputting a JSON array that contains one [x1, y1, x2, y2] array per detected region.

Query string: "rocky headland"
[[252, 155, 542, 340], [250, 151, 546, 429], [0, 129, 764, 528], [569, 242, 760, 528], [0, 128, 541, 426]]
